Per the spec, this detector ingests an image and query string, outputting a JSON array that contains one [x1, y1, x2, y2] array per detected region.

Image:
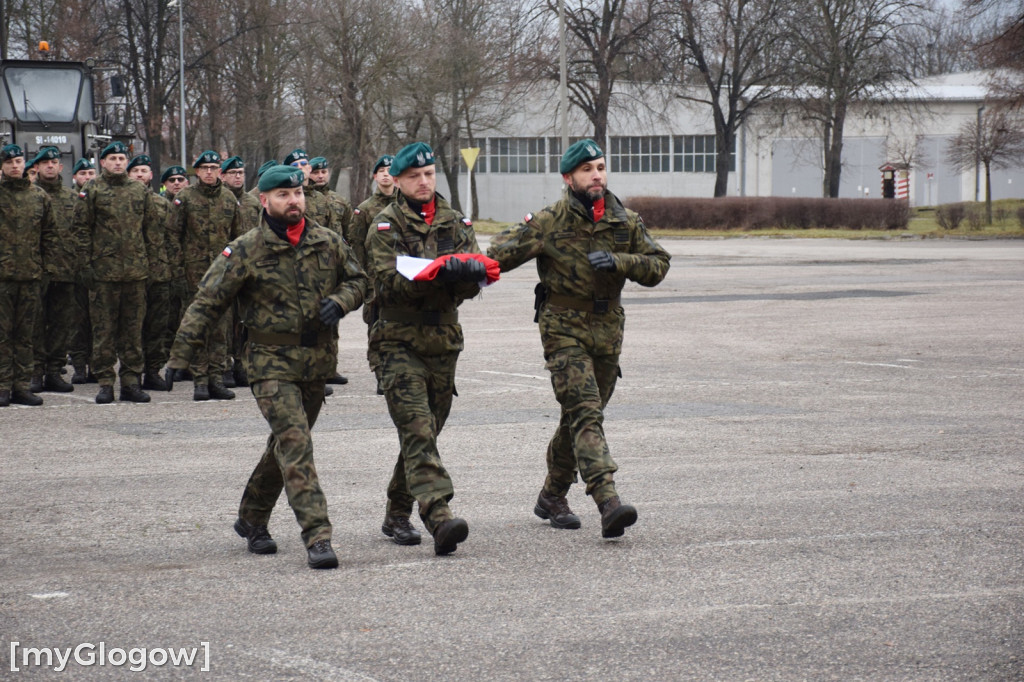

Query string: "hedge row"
[[626, 196, 910, 231]]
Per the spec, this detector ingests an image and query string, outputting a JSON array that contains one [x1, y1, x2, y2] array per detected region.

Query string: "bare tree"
[[786, 0, 921, 197], [963, 0, 1024, 107], [946, 103, 1024, 223], [669, 0, 792, 197], [902, 3, 983, 76]]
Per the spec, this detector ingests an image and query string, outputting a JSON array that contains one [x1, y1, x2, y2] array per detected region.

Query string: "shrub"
[[936, 203, 966, 230], [1017, 206, 1024, 229], [965, 206, 984, 231], [625, 196, 909, 231]]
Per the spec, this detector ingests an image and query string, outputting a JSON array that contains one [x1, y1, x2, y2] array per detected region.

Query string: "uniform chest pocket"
[[612, 229, 630, 252]]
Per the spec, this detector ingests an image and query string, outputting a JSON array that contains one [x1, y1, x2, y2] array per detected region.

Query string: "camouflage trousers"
[[0, 280, 41, 391], [68, 283, 92, 370], [380, 344, 457, 532], [543, 347, 620, 503], [89, 280, 146, 387], [32, 280, 77, 375], [239, 379, 331, 548], [142, 281, 171, 375], [185, 292, 229, 386]]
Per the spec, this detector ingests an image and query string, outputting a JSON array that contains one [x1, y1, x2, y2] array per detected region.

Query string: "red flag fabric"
[[411, 253, 501, 284]]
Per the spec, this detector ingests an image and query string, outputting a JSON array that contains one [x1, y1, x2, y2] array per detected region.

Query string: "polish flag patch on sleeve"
[[377, 222, 391, 231], [353, 208, 361, 215], [462, 218, 473, 227], [78, 191, 87, 199], [524, 212, 533, 223], [173, 198, 182, 206], [222, 246, 233, 258]]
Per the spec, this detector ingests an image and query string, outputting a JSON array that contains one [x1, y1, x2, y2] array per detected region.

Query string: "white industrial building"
[[435, 71, 1024, 223]]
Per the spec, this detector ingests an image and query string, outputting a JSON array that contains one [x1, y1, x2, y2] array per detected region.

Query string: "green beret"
[[100, 141, 130, 158], [1, 144, 24, 161], [309, 156, 328, 170], [283, 148, 308, 166], [559, 139, 604, 174], [390, 142, 434, 177], [221, 155, 244, 172], [372, 154, 394, 175], [127, 154, 152, 171], [256, 160, 278, 178], [161, 165, 186, 182], [33, 146, 61, 163], [73, 158, 95, 174], [193, 150, 221, 168], [258, 165, 305, 192], [24, 156, 36, 170]]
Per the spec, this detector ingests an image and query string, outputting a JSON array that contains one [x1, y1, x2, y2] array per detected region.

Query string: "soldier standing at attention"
[[349, 154, 396, 393], [160, 164, 190, 354], [72, 141, 157, 404], [171, 150, 243, 401], [68, 157, 99, 385], [126, 154, 179, 391], [248, 159, 277, 199], [366, 142, 485, 555], [309, 156, 353, 236], [167, 165, 367, 570], [284, 148, 340, 235], [0, 144, 56, 407], [29, 147, 78, 394], [220, 155, 262, 388], [487, 139, 671, 539]]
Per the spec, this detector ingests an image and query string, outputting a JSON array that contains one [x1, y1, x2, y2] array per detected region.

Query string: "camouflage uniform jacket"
[[36, 177, 77, 282], [303, 184, 340, 234], [366, 192, 481, 356], [313, 184, 353, 237], [348, 188, 397, 272], [487, 188, 670, 357], [229, 184, 262, 234], [0, 177, 57, 281], [73, 169, 156, 282], [144, 192, 180, 283], [169, 217, 367, 382], [171, 180, 244, 287]]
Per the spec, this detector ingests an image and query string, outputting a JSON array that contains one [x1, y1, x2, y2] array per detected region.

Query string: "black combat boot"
[[381, 515, 422, 545], [432, 518, 469, 556], [173, 368, 193, 382], [12, 389, 43, 406], [208, 381, 235, 400], [71, 366, 89, 384], [96, 386, 115, 404], [307, 539, 339, 569], [0, 389, 10, 407], [142, 373, 169, 391], [234, 518, 277, 555], [29, 375, 43, 393], [43, 373, 74, 392], [233, 360, 248, 387], [221, 370, 236, 388], [534, 489, 582, 529], [598, 496, 637, 538], [326, 373, 348, 385], [119, 384, 151, 403], [324, 385, 334, 396], [193, 384, 210, 401]]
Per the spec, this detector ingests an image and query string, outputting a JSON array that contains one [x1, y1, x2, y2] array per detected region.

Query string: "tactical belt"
[[248, 330, 332, 347], [379, 309, 458, 325], [546, 293, 620, 314]]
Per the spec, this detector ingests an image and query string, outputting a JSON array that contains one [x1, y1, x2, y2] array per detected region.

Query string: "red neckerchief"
[[286, 218, 306, 246], [421, 198, 436, 225], [592, 197, 605, 223]]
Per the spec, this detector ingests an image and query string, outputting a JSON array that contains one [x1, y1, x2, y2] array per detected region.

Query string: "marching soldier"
[[170, 150, 244, 401], [0, 144, 56, 407], [365, 142, 485, 555], [72, 141, 157, 404], [487, 139, 671, 539], [167, 165, 367, 569]]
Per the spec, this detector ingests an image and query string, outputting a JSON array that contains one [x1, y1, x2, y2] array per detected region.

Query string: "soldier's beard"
[[569, 177, 606, 202]]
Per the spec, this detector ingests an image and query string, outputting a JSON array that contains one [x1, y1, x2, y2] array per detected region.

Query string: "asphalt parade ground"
[[2, 237, 1022, 680]]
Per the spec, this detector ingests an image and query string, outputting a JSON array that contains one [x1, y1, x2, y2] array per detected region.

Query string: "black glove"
[[587, 251, 617, 272], [439, 257, 466, 282], [462, 258, 486, 282], [320, 299, 343, 326]]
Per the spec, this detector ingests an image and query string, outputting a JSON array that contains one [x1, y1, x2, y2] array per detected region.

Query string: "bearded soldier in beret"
[[0, 144, 57, 407], [366, 142, 486, 555], [168, 165, 367, 570], [73, 141, 160, 404], [29, 147, 78, 394], [170, 149, 244, 401], [487, 139, 671, 539]]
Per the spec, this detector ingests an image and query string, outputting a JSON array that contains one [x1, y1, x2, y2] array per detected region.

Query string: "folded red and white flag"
[[396, 253, 501, 285]]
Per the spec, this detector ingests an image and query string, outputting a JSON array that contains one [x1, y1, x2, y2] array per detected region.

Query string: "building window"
[[609, 136, 672, 173], [548, 136, 588, 173], [486, 137, 547, 173], [674, 135, 736, 173]]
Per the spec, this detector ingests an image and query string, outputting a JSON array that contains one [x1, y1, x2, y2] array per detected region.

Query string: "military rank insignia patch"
[[222, 246, 233, 258], [377, 222, 391, 231]]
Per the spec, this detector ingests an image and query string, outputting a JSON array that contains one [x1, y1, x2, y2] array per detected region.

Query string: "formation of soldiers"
[[2, 137, 670, 569]]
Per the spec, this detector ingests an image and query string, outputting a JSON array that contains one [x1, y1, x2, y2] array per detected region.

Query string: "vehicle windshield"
[[1, 67, 84, 123]]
